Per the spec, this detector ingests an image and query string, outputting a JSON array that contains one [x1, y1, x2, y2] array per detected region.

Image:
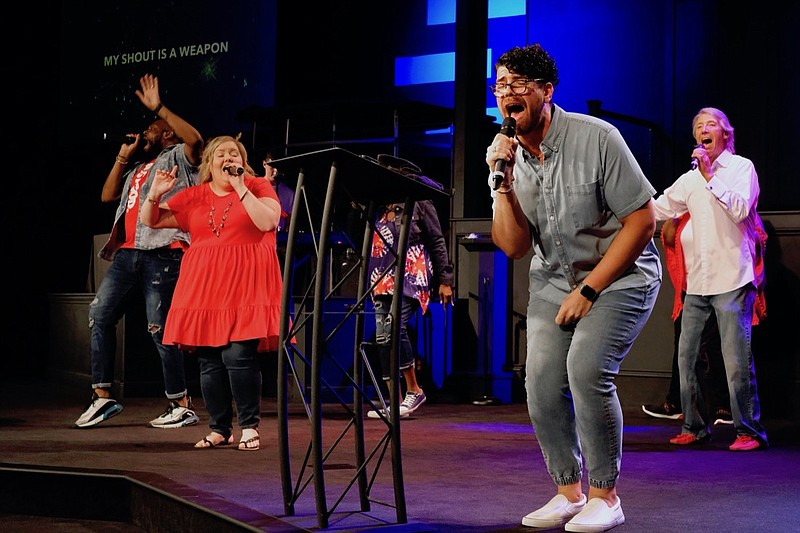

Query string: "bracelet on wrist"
[[239, 189, 249, 202], [115, 156, 128, 165], [496, 185, 514, 194], [154, 102, 164, 115], [147, 196, 159, 205]]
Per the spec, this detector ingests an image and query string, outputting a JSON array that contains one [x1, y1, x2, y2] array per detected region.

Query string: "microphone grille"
[[500, 116, 516, 137]]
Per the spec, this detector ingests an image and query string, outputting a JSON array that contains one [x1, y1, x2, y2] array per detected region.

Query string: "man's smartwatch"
[[578, 282, 599, 303]]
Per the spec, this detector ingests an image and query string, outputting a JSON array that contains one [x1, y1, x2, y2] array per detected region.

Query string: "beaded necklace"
[[208, 183, 233, 237], [208, 201, 232, 237]]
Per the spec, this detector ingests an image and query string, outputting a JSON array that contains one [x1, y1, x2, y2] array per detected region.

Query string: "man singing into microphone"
[[486, 43, 661, 532], [653, 107, 768, 452], [75, 74, 204, 430]]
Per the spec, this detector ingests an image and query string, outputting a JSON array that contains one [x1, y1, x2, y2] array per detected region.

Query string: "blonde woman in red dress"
[[140, 135, 283, 451]]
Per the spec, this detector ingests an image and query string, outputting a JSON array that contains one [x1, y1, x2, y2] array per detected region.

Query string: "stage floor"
[[1, 377, 798, 532]]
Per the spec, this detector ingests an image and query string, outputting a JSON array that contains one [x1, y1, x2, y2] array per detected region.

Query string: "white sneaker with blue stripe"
[[74, 393, 123, 428]]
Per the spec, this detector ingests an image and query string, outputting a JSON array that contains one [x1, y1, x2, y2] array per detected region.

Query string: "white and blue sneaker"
[[149, 398, 199, 428], [74, 393, 124, 428]]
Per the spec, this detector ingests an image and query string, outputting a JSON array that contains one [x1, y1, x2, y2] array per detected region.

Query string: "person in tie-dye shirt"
[[366, 199, 453, 419]]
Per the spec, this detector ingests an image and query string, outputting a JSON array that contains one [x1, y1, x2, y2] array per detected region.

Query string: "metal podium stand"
[[269, 148, 449, 529]]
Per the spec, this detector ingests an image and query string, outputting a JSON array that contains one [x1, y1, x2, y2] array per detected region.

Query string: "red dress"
[[163, 177, 283, 352]]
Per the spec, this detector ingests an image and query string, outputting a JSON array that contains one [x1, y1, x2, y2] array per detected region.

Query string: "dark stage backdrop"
[[272, 1, 800, 217], [60, 1, 277, 142], [49, 0, 800, 295], [50, 1, 278, 297], [7, 0, 800, 377]]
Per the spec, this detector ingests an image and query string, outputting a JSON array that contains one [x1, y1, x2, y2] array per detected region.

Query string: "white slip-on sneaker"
[[522, 493, 587, 528], [565, 497, 625, 532]]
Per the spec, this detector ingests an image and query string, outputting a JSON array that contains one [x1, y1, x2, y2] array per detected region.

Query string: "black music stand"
[[459, 235, 501, 406], [269, 147, 449, 529]]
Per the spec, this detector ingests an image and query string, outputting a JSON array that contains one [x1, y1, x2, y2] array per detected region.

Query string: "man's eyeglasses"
[[489, 78, 544, 97]]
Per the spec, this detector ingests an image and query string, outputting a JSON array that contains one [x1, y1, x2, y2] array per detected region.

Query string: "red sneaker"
[[729, 435, 761, 451], [669, 433, 707, 445]]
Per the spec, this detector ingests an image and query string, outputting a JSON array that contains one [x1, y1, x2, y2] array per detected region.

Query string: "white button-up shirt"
[[653, 149, 760, 296]]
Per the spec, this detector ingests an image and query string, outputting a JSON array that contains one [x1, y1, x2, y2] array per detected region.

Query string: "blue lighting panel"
[[397, 0, 528, 123], [428, 0, 525, 25], [395, 52, 455, 86], [485, 108, 503, 123], [427, 0, 455, 25], [490, 0, 526, 18]]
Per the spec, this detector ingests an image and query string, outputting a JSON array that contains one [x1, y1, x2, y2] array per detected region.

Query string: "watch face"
[[580, 283, 597, 302]]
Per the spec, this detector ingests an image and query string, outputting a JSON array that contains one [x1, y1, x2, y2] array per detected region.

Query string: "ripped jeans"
[[373, 294, 418, 380], [88, 248, 187, 399]]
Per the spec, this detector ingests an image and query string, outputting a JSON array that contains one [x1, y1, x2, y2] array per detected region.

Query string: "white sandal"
[[238, 428, 260, 451]]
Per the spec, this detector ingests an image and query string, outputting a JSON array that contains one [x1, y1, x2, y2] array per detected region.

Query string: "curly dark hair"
[[495, 43, 559, 86]]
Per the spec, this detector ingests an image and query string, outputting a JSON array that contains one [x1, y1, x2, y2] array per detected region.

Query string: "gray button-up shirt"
[[492, 104, 661, 304]]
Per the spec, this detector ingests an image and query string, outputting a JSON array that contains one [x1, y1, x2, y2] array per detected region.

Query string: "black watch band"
[[578, 282, 599, 303]]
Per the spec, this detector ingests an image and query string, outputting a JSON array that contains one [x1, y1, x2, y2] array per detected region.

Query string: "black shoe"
[[713, 409, 733, 426], [642, 401, 683, 420]]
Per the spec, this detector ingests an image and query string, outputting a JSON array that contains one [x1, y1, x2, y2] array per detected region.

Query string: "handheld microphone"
[[223, 165, 244, 176], [691, 139, 712, 170], [103, 133, 136, 145], [492, 117, 517, 190]]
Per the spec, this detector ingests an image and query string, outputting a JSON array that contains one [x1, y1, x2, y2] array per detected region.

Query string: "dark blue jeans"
[[196, 340, 262, 436], [373, 294, 419, 380], [88, 248, 187, 399]]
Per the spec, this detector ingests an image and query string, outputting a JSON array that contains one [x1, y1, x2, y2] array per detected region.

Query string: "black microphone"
[[492, 117, 517, 190], [691, 139, 712, 170], [223, 165, 244, 176]]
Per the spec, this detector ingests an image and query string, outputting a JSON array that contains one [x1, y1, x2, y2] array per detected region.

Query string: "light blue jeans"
[[678, 285, 768, 444], [526, 283, 659, 489]]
